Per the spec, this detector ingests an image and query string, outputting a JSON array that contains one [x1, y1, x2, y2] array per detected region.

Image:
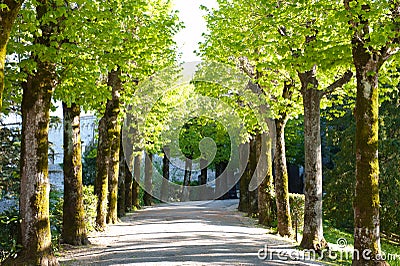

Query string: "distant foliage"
[[0, 126, 21, 198], [0, 208, 21, 263], [82, 141, 97, 186]]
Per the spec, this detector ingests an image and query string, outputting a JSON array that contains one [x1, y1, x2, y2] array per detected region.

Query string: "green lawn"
[[322, 221, 400, 266]]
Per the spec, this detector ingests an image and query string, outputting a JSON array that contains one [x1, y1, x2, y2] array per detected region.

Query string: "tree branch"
[[323, 70, 353, 96]]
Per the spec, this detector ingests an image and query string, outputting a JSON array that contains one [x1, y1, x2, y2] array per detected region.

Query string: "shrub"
[[289, 193, 305, 231], [0, 208, 21, 263], [83, 185, 97, 232]]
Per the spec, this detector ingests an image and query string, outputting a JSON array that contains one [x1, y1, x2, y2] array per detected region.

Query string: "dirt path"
[[59, 200, 325, 265]]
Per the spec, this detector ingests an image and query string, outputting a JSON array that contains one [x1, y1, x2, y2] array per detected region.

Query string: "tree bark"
[[160, 146, 170, 202], [106, 70, 122, 224], [0, 0, 23, 113], [248, 137, 258, 215], [7, 2, 59, 264], [143, 153, 153, 206], [94, 116, 109, 231], [124, 159, 133, 212], [117, 138, 126, 217], [216, 161, 228, 200], [132, 154, 141, 210], [62, 102, 88, 246], [95, 69, 122, 229], [257, 132, 276, 227], [351, 35, 387, 266], [274, 117, 293, 237], [181, 158, 192, 201], [238, 143, 250, 212], [106, 123, 121, 224], [200, 158, 208, 200], [298, 68, 327, 251]]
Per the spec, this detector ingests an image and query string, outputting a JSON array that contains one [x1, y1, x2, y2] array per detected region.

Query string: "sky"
[[172, 0, 217, 62]]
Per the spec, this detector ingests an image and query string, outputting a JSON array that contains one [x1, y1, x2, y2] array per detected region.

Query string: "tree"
[[105, 69, 122, 225], [200, 2, 301, 237], [5, 1, 59, 263], [90, 0, 180, 227], [160, 146, 170, 202], [0, 0, 23, 112], [132, 154, 141, 210], [143, 152, 153, 206], [62, 102, 88, 245], [343, 1, 400, 264], [95, 69, 122, 228]]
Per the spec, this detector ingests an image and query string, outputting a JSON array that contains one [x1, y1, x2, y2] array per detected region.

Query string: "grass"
[[322, 221, 400, 265]]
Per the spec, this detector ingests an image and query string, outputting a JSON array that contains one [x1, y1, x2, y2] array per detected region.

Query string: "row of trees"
[[198, 0, 399, 265], [1, 0, 180, 264]]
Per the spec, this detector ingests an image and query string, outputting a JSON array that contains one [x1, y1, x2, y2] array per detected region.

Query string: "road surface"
[[59, 199, 325, 265]]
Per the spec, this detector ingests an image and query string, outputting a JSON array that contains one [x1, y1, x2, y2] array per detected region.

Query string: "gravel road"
[[59, 199, 325, 265]]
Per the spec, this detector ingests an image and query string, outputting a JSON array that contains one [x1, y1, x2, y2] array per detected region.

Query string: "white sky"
[[172, 0, 217, 62]]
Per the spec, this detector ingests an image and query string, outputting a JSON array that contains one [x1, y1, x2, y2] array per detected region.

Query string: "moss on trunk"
[[6, 2, 59, 264], [95, 69, 122, 228], [351, 39, 387, 266], [274, 118, 293, 238], [94, 117, 109, 231], [62, 102, 89, 246], [106, 123, 121, 224], [257, 132, 276, 227], [0, 0, 22, 113]]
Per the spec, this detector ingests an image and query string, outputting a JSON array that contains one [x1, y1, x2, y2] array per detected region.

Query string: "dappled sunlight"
[[59, 200, 323, 265]]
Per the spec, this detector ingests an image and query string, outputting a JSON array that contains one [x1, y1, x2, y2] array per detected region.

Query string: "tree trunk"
[[62, 102, 88, 246], [106, 123, 121, 224], [94, 116, 109, 231], [216, 161, 228, 200], [257, 132, 276, 227], [124, 159, 133, 212], [106, 70, 122, 224], [13, 56, 58, 264], [132, 154, 142, 210], [298, 69, 327, 251], [181, 158, 192, 201], [160, 146, 170, 202], [351, 40, 387, 266], [0, 0, 22, 112], [248, 137, 258, 215], [274, 118, 293, 237], [7, 2, 59, 264], [95, 69, 122, 229], [238, 143, 250, 212], [200, 158, 208, 200], [143, 153, 153, 206], [117, 139, 126, 218]]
